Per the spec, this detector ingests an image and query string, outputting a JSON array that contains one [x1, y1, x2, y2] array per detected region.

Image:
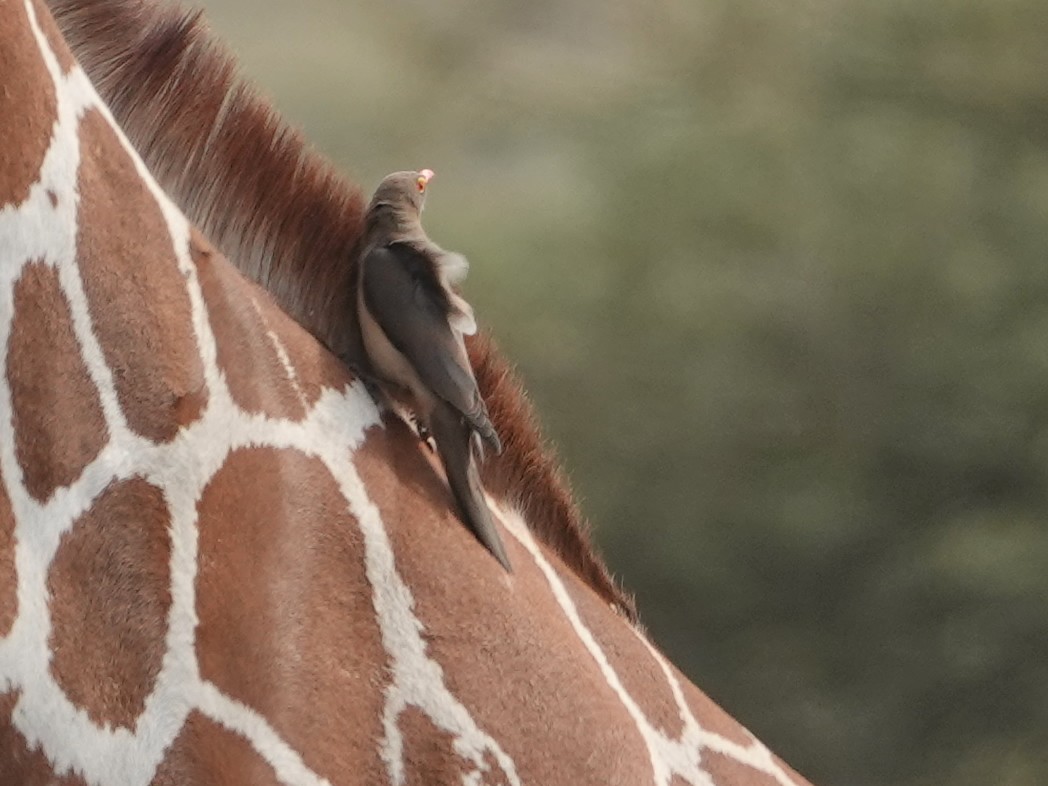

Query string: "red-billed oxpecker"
[[355, 169, 511, 570]]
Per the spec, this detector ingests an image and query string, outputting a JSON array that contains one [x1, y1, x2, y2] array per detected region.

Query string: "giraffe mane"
[[47, 0, 637, 621], [47, 0, 365, 359]]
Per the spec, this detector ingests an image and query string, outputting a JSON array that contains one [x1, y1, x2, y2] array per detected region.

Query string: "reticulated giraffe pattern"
[[0, 1, 813, 784]]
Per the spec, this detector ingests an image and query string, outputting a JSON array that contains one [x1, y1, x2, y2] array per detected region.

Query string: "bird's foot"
[[412, 415, 435, 451]]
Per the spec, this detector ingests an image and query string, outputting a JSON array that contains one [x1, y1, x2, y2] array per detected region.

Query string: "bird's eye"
[[416, 176, 427, 192]]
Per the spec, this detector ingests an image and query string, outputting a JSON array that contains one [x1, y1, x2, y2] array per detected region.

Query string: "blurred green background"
[[195, 1, 1048, 783]]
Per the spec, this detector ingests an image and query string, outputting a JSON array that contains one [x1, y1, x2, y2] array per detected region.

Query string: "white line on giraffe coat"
[[497, 503, 802, 786], [249, 294, 310, 411]]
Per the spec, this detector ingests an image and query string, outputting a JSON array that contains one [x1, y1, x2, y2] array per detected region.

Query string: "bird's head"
[[368, 169, 435, 217]]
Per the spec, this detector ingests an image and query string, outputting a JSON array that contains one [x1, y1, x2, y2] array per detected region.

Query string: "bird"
[[354, 169, 511, 571]]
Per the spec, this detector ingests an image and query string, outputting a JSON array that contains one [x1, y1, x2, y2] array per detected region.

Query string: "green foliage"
[[200, 1, 1048, 783]]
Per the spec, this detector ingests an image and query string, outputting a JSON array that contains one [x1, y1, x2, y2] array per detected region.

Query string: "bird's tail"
[[430, 403, 512, 571]]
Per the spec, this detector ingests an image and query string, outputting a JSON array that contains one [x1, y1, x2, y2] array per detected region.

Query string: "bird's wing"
[[361, 244, 495, 441]]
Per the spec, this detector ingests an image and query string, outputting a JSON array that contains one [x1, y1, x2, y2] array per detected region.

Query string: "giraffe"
[[0, 0, 817, 783]]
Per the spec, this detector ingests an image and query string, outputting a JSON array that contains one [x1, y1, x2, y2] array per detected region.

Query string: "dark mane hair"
[[48, 0, 366, 358], [47, 0, 636, 621]]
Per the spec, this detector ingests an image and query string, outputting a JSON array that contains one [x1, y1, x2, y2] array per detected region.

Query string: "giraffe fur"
[[0, 1, 816, 784]]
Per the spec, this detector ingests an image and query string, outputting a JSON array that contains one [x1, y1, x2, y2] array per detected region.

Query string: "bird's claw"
[[412, 416, 435, 450]]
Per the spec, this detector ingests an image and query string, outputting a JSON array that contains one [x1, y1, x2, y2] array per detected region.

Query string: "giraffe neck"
[[46, 0, 635, 620], [0, 1, 815, 784]]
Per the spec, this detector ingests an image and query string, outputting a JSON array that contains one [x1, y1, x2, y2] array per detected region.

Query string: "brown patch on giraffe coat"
[[0, 0, 57, 209], [700, 751, 813, 786], [0, 477, 16, 637], [150, 710, 284, 786], [398, 706, 512, 786], [195, 447, 387, 785], [47, 477, 172, 730], [191, 233, 346, 419], [31, 0, 76, 73], [354, 424, 654, 786], [76, 108, 207, 443], [7, 262, 107, 502], [192, 238, 304, 419], [564, 580, 684, 740], [0, 692, 90, 785]]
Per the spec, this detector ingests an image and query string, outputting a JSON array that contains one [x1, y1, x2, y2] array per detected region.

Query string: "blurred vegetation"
[[197, 0, 1048, 783]]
